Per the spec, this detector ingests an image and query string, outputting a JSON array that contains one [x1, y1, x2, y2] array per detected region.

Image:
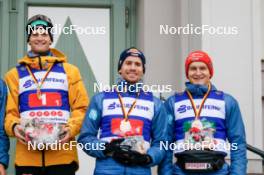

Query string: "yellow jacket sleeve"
[[4, 68, 20, 137], [64, 63, 89, 138]]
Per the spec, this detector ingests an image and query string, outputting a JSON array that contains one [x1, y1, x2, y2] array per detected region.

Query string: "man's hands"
[[13, 124, 27, 145], [59, 126, 71, 144], [112, 148, 152, 166], [13, 124, 72, 145], [103, 138, 125, 156], [104, 138, 152, 166], [0, 164, 6, 175]]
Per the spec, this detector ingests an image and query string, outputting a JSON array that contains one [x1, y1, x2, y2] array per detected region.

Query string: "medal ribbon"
[[116, 88, 140, 121], [186, 83, 211, 119], [25, 63, 54, 99]]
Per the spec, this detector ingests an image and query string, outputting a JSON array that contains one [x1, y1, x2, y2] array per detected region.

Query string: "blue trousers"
[[94, 157, 151, 175]]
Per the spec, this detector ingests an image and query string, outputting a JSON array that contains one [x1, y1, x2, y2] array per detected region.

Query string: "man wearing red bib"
[[4, 14, 88, 175], [78, 47, 167, 175], [159, 51, 247, 175]]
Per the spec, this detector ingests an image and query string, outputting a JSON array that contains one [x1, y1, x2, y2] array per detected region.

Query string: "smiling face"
[[28, 27, 51, 54], [187, 62, 211, 85], [119, 56, 144, 84]]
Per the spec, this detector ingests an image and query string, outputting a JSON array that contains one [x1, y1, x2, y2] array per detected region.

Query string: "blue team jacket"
[[78, 85, 167, 175], [0, 79, 10, 168], [158, 82, 247, 175]]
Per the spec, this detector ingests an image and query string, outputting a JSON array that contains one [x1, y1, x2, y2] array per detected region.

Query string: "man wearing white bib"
[[0, 80, 10, 175], [78, 47, 167, 175], [159, 50, 247, 175], [4, 14, 88, 175]]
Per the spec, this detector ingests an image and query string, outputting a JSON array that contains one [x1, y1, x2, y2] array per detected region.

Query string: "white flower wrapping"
[[21, 118, 63, 146]]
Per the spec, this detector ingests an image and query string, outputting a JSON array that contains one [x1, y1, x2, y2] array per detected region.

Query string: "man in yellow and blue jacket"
[[4, 14, 88, 175]]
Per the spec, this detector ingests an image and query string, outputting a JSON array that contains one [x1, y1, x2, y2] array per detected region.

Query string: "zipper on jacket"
[[38, 56, 43, 70], [41, 150, 45, 175]]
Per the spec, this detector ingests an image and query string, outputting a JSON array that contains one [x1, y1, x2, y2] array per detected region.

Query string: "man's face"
[[188, 62, 211, 85], [119, 56, 144, 84], [28, 27, 51, 53]]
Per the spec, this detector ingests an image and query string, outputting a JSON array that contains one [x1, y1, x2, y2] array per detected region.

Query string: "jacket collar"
[[18, 48, 67, 70], [185, 82, 217, 96], [116, 77, 144, 94]]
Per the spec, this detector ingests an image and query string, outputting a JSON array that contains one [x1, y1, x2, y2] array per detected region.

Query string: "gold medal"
[[120, 119, 132, 133]]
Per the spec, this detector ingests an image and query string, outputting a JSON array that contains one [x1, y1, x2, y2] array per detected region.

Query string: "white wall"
[[136, 0, 264, 173], [136, 0, 183, 99]]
